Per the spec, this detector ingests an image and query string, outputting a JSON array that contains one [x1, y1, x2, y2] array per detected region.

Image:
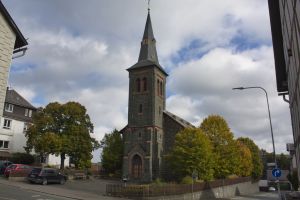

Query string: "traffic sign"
[[272, 168, 281, 178]]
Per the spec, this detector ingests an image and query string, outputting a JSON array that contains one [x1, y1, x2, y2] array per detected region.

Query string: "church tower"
[[122, 10, 168, 182]]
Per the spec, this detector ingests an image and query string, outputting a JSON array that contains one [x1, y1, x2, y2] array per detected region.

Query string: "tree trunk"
[[60, 153, 65, 169]]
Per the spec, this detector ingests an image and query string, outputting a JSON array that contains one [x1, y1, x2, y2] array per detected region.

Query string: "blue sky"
[[3, 0, 293, 162]]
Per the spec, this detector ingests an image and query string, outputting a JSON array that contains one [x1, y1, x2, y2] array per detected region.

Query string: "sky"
[[3, 0, 293, 162]]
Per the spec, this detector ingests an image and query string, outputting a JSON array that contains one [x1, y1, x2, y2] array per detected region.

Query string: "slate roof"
[[127, 11, 168, 76], [163, 110, 195, 128], [5, 89, 36, 109], [0, 0, 28, 49]]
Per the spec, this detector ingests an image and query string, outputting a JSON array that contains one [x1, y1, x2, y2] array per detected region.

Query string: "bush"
[[10, 153, 34, 164], [287, 170, 299, 191], [181, 176, 194, 184]]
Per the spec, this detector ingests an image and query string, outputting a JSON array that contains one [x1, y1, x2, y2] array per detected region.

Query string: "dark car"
[[27, 167, 66, 185], [0, 161, 13, 174]]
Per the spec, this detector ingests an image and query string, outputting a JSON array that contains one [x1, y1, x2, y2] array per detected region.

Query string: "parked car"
[[0, 161, 13, 175], [27, 167, 67, 185], [4, 164, 31, 177]]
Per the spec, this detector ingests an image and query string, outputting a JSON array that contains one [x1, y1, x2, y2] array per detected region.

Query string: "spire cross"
[[147, 0, 150, 11]]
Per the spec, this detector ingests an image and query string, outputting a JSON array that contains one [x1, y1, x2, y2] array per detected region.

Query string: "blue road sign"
[[272, 168, 281, 178]]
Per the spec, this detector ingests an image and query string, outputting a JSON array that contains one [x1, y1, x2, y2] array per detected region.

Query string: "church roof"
[[163, 110, 195, 128], [127, 11, 168, 76]]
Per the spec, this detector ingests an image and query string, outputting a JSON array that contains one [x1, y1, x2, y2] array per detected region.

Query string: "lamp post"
[[232, 86, 280, 196]]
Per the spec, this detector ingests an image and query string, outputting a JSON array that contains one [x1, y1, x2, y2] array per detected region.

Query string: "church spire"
[[138, 10, 159, 63]]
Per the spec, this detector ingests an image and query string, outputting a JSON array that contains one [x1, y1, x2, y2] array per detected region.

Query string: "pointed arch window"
[[136, 78, 141, 92], [157, 79, 159, 95], [160, 81, 163, 96], [143, 77, 147, 91]]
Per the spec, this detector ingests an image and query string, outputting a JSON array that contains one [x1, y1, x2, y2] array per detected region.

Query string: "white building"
[[0, 88, 69, 167]]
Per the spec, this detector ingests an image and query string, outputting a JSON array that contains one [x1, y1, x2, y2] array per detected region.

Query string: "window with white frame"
[[0, 140, 9, 149], [3, 119, 11, 129], [4, 141, 8, 148], [5, 103, 13, 112], [25, 109, 32, 117]]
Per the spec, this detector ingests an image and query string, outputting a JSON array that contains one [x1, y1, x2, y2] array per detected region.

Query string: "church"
[[120, 9, 194, 182]]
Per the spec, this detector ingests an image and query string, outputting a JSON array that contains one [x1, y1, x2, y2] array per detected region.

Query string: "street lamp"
[[232, 86, 280, 195]]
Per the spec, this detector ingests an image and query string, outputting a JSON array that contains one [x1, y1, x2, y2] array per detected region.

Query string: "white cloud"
[[2, 0, 293, 162]]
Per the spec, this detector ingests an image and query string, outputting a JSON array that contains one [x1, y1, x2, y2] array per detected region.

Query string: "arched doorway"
[[132, 154, 142, 179]]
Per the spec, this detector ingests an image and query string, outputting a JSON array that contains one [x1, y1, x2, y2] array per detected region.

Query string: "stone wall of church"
[[161, 114, 185, 180]]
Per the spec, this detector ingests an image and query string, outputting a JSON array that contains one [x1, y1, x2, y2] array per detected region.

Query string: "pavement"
[[0, 177, 124, 200], [0, 176, 283, 200]]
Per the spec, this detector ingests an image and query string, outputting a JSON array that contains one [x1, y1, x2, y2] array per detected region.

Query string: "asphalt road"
[[231, 192, 279, 200], [0, 184, 71, 200]]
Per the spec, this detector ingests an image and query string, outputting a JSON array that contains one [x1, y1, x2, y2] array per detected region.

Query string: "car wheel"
[[42, 178, 47, 185], [60, 178, 65, 185]]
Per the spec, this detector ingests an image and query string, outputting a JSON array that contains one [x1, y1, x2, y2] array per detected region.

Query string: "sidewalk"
[[231, 192, 279, 200], [0, 178, 124, 200]]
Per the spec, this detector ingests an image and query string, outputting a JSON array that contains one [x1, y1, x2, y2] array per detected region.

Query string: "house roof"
[[268, 0, 288, 94], [163, 110, 195, 128], [127, 11, 168, 76], [0, 0, 28, 49], [5, 89, 36, 109]]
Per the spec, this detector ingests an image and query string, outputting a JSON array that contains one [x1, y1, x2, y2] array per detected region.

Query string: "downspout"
[[283, 94, 289, 103]]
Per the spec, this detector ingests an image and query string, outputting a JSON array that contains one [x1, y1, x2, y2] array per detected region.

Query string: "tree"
[[100, 129, 123, 175], [199, 115, 239, 178], [168, 128, 214, 181], [235, 140, 253, 177], [25, 102, 99, 169], [237, 137, 263, 180]]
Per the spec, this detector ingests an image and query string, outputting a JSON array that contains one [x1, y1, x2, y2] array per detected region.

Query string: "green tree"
[[199, 115, 239, 178], [100, 129, 124, 175], [168, 128, 214, 181], [25, 102, 99, 169], [235, 140, 253, 177], [237, 137, 263, 180], [277, 153, 290, 170]]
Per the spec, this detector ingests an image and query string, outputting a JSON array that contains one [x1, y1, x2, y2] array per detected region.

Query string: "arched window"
[[143, 77, 147, 91], [160, 81, 163, 96], [139, 104, 143, 113], [132, 155, 142, 178], [136, 78, 141, 92], [157, 79, 160, 95]]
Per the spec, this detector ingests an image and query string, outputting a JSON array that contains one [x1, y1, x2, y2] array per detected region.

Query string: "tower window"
[[136, 78, 141, 92], [160, 81, 163, 96], [157, 79, 159, 95], [159, 106, 161, 115], [139, 104, 143, 113], [143, 77, 147, 91]]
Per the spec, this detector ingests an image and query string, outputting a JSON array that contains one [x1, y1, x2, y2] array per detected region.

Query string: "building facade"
[[268, 0, 300, 179], [0, 89, 36, 158], [0, 0, 28, 116], [121, 11, 193, 182]]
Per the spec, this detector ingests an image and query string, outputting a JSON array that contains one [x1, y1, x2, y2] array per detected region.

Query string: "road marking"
[[0, 196, 17, 200]]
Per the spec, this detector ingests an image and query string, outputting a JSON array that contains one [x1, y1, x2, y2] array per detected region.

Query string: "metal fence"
[[106, 177, 252, 198]]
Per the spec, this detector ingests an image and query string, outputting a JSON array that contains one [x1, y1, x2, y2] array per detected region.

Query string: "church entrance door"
[[132, 154, 142, 179]]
